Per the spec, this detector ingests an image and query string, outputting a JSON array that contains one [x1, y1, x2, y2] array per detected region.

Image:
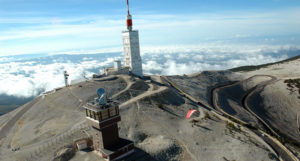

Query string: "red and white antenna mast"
[[126, 0, 133, 31]]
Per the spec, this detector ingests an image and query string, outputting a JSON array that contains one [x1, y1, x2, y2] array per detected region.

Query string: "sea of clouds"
[[0, 44, 299, 98]]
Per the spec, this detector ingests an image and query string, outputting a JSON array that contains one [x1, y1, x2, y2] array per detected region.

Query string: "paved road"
[[210, 81, 249, 125], [167, 74, 299, 161], [163, 75, 288, 160], [120, 86, 167, 108], [259, 131, 295, 161], [243, 76, 300, 161], [0, 97, 40, 140], [212, 75, 298, 161], [112, 75, 133, 99], [242, 75, 280, 137]]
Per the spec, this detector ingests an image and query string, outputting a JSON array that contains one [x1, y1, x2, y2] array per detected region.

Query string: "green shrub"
[[268, 153, 274, 160], [226, 122, 235, 129], [204, 112, 211, 119], [226, 122, 241, 133], [190, 119, 199, 124], [157, 103, 163, 109]]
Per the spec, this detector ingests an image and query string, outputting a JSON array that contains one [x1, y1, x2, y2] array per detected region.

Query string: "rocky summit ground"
[[0, 56, 300, 161]]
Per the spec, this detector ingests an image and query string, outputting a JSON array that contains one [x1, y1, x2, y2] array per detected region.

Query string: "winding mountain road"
[[242, 75, 279, 137], [212, 75, 298, 161], [164, 75, 298, 161], [112, 76, 133, 99]]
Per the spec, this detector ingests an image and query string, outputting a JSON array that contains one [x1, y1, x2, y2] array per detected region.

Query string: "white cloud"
[[0, 43, 298, 98], [0, 57, 115, 97], [143, 60, 163, 72], [141, 44, 296, 75], [162, 60, 194, 75]]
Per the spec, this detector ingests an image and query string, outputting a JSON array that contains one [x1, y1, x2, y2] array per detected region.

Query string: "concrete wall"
[[102, 67, 130, 76]]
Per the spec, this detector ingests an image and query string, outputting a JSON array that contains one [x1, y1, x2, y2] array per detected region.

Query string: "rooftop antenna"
[[126, 0, 133, 31], [127, 0, 130, 15]]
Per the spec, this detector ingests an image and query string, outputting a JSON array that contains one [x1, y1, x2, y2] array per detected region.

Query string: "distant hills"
[[0, 94, 34, 115], [230, 54, 300, 72]]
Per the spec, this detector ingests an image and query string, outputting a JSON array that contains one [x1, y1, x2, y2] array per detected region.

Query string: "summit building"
[[100, 0, 143, 77], [122, 0, 143, 77]]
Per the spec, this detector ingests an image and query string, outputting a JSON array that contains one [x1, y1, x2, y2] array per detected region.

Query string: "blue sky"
[[1, 0, 300, 56]]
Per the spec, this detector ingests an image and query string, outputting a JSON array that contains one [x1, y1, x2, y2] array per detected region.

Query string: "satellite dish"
[[97, 88, 107, 105], [97, 88, 105, 97]]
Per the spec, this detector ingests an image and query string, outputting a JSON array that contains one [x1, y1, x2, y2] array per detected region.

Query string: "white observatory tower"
[[122, 0, 143, 77], [64, 71, 69, 87]]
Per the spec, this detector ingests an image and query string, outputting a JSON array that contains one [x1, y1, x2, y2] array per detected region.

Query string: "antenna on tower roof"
[[127, 0, 130, 15], [126, 0, 133, 31]]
